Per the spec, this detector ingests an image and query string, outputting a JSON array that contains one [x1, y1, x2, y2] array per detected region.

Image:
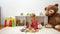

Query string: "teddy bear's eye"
[[49, 10, 54, 13]]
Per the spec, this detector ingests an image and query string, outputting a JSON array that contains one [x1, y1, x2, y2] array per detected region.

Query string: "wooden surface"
[[0, 25, 4, 29]]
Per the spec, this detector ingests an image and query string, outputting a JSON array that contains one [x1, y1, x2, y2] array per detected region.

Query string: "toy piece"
[[9, 17, 12, 27], [4, 18, 10, 27], [24, 29, 27, 33], [16, 20, 20, 26], [20, 28, 37, 33], [28, 29, 32, 32], [4, 19, 7, 27], [27, 27, 36, 33], [40, 12, 43, 16], [30, 27, 32, 30], [32, 28, 36, 32], [20, 13, 23, 16], [4, 17, 15, 27], [4, 18, 9, 27], [12, 18, 15, 27], [20, 23, 39, 33], [36, 29, 39, 32], [26, 13, 30, 16], [38, 24, 42, 29], [24, 27, 28, 33], [26, 21, 32, 28], [20, 29, 24, 32]]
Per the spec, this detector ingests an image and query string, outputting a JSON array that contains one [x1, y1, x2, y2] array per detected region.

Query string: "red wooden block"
[[4, 20, 7, 27]]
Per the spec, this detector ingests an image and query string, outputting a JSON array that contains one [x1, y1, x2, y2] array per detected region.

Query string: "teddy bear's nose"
[[45, 13, 51, 16]]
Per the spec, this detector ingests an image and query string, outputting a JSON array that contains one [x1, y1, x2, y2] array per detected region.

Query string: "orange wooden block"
[[9, 20, 12, 27]]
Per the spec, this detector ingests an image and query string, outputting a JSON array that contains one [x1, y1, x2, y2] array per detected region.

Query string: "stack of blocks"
[[4, 17, 15, 27]]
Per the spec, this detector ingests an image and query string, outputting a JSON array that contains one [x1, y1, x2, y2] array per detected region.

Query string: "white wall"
[[0, 0, 60, 25]]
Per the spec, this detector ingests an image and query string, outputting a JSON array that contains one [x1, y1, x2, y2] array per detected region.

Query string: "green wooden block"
[[12, 20, 15, 27]]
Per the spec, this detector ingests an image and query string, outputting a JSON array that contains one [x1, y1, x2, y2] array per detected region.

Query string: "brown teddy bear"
[[45, 4, 60, 30]]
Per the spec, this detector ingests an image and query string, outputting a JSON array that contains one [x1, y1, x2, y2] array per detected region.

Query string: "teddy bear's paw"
[[55, 25, 60, 30], [45, 24, 53, 28]]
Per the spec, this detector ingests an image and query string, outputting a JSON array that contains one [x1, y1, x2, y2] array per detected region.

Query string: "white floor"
[[0, 26, 60, 34]]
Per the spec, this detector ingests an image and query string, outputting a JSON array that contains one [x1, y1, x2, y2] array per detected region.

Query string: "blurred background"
[[0, 0, 60, 26]]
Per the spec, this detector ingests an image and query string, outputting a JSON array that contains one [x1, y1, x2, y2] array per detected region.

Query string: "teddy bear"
[[45, 3, 60, 30]]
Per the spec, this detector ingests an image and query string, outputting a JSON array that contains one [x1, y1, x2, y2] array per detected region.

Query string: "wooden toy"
[[4, 18, 9, 27], [9, 17, 12, 27], [32, 28, 36, 32], [30, 27, 32, 30], [28, 30, 32, 32], [36, 29, 39, 32], [4, 17, 15, 27], [26, 13, 30, 16], [24, 30, 27, 33], [24, 28, 28, 33], [16, 20, 20, 26], [4, 19, 7, 27], [20, 13, 23, 16], [20, 23, 39, 33], [9, 20, 12, 27], [20, 29, 24, 32], [12, 18, 15, 27]]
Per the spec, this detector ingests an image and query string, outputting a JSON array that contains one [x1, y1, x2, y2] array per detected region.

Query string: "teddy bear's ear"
[[55, 4, 58, 7], [45, 7, 47, 10]]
